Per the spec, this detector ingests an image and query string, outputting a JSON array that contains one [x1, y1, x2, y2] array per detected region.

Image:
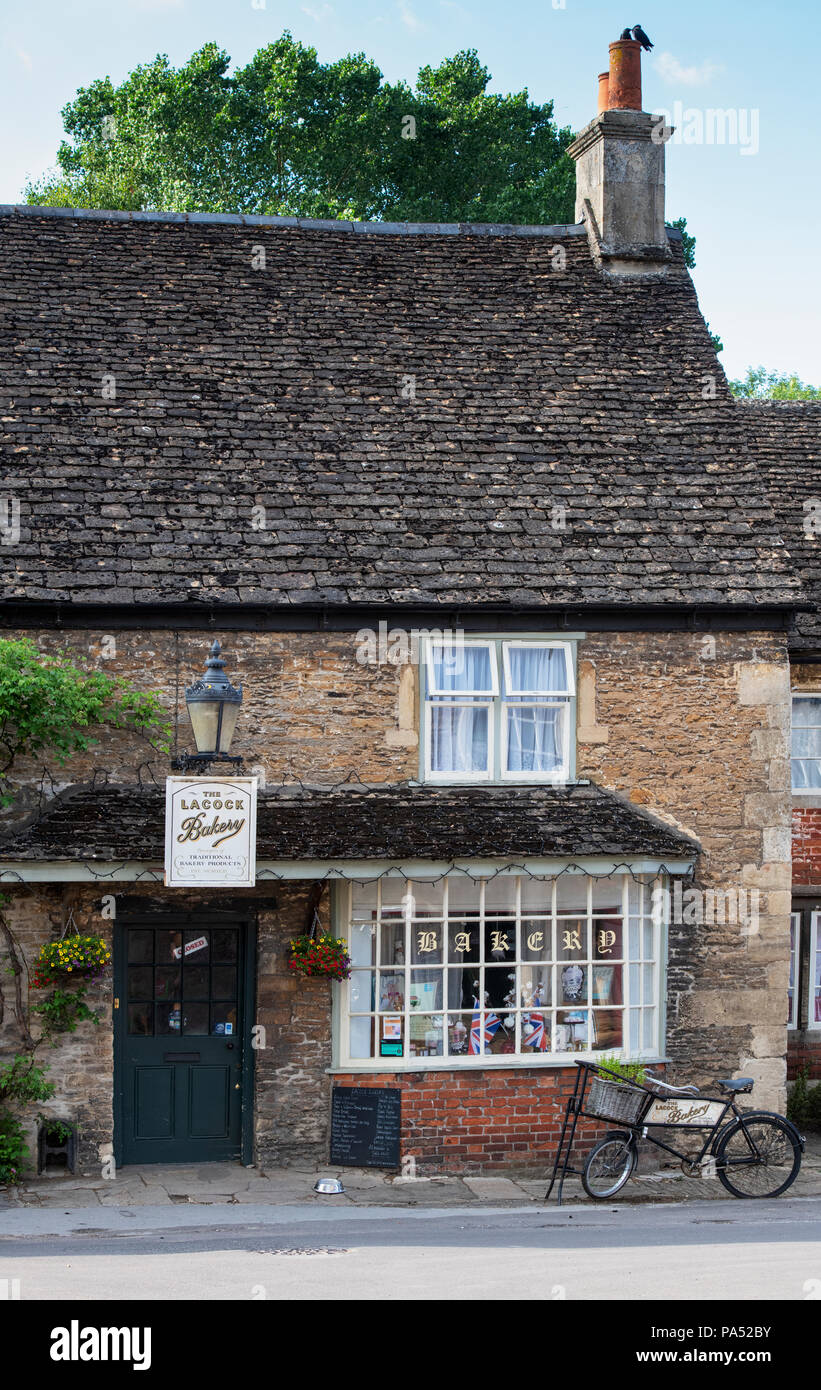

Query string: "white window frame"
[[334, 873, 666, 1071], [808, 912, 821, 1032], [791, 693, 821, 794], [789, 911, 800, 1030], [422, 637, 576, 784]]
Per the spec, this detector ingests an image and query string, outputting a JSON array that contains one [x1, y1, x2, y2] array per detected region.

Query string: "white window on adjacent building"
[[808, 912, 821, 1031], [337, 873, 665, 1068], [792, 695, 821, 791], [789, 911, 800, 1030], [422, 639, 575, 783]]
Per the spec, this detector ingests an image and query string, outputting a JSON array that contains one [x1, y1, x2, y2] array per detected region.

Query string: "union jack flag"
[[523, 1013, 549, 1051], [469, 1009, 501, 1054]]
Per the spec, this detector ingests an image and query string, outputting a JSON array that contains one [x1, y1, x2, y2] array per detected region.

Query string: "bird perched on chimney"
[[632, 24, 654, 50], [619, 27, 633, 39]]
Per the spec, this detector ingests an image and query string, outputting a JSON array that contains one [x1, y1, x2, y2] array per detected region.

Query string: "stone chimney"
[[569, 37, 673, 275]]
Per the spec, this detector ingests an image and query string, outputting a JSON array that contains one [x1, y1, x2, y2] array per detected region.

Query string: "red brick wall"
[[332, 1068, 623, 1174], [787, 1039, 821, 1081], [793, 809, 821, 887]]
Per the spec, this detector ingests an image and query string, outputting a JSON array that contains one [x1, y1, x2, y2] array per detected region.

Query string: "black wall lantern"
[[172, 640, 243, 773]]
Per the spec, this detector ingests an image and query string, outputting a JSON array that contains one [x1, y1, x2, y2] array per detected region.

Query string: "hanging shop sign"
[[165, 777, 257, 888]]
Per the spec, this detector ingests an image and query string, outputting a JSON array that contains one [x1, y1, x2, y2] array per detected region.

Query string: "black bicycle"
[[546, 1061, 804, 1204]]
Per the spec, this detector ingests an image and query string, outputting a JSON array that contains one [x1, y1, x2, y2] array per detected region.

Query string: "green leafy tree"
[[0, 637, 170, 806], [730, 366, 821, 400], [26, 36, 576, 224]]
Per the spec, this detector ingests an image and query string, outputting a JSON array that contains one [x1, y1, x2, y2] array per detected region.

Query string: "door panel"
[[117, 920, 246, 1163]]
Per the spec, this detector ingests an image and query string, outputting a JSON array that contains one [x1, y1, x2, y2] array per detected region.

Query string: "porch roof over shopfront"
[[0, 781, 699, 882]]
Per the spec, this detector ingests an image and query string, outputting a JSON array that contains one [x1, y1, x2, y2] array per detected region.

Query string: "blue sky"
[[3, 0, 819, 383]]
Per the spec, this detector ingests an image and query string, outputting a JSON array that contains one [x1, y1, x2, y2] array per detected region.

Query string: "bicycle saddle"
[[717, 1077, 754, 1093]]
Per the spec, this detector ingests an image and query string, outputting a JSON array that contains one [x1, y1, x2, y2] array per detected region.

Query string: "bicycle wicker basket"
[[586, 1076, 650, 1126]]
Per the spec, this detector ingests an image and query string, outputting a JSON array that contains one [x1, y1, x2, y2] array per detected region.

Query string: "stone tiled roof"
[[0, 781, 699, 864], [0, 205, 801, 613], [740, 401, 821, 654]]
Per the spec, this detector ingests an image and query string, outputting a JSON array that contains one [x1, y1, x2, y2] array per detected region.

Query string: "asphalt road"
[[2, 1196, 821, 1300]]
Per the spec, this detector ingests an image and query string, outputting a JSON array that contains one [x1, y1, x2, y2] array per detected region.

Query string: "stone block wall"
[[0, 621, 795, 1173]]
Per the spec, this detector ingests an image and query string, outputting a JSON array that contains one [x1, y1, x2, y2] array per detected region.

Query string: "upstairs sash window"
[[424, 639, 575, 782], [792, 696, 821, 791]]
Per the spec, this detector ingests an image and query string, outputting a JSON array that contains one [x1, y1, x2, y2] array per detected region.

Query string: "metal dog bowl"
[[314, 1177, 345, 1195]]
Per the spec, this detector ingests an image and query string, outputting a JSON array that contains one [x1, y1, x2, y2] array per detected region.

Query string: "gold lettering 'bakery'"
[[176, 813, 246, 847]]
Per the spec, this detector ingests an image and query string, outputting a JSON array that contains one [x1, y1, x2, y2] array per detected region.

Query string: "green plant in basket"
[[288, 934, 351, 981], [32, 936, 110, 987], [595, 1054, 647, 1087]]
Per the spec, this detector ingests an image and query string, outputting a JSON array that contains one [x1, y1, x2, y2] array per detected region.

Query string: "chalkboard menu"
[[330, 1087, 401, 1168]]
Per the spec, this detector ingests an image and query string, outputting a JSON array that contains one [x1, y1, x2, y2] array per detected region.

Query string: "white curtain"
[[506, 645, 568, 694], [431, 644, 493, 693], [507, 705, 562, 772], [431, 705, 489, 773], [792, 699, 821, 788]]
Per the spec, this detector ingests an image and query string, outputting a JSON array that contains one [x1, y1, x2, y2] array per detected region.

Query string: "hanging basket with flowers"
[[287, 933, 351, 981], [32, 935, 110, 989]]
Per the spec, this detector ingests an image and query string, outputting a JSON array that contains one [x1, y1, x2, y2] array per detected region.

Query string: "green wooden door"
[[116, 920, 247, 1164]]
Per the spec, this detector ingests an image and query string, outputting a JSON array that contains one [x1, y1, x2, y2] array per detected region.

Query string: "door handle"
[[226, 1043, 234, 1050]]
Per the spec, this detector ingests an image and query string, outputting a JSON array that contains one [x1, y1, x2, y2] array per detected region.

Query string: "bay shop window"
[[338, 874, 665, 1067], [422, 639, 576, 782]]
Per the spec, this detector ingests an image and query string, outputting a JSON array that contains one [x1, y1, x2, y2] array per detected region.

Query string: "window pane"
[[521, 1010, 551, 1052], [155, 966, 181, 1000], [350, 920, 376, 968], [506, 705, 563, 774], [182, 930, 209, 963], [448, 921, 480, 961], [522, 921, 551, 962], [128, 966, 153, 1000], [409, 970, 443, 1012], [157, 1001, 182, 1035], [411, 923, 443, 964], [556, 1009, 589, 1051], [793, 697, 821, 726], [447, 968, 474, 1008], [184, 966, 209, 1000], [520, 967, 551, 1007], [155, 930, 182, 964], [793, 728, 821, 758], [430, 705, 489, 773], [379, 920, 406, 966], [592, 964, 622, 1005], [521, 878, 553, 913], [210, 1003, 236, 1036], [211, 929, 238, 962], [409, 1015, 443, 1057], [212, 966, 237, 999], [350, 1016, 375, 1059], [430, 644, 493, 693], [559, 961, 587, 1005], [127, 930, 153, 964], [593, 1009, 623, 1050], [378, 972, 405, 1011], [350, 971, 375, 1012], [447, 1013, 472, 1055], [505, 644, 569, 694], [183, 1003, 209, 1035], [128, 1003, 153, 1035], [485, 922, 515, 962]]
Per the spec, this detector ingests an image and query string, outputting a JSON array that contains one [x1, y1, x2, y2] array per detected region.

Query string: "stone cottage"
[[0, 37, 817, 1175]]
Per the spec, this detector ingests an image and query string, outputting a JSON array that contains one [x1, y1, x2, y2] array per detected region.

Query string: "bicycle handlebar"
[[644, 1069, 699, 1096]]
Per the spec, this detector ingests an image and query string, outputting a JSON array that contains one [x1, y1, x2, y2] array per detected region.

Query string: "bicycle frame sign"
[[644, 1097, 725, 1127]]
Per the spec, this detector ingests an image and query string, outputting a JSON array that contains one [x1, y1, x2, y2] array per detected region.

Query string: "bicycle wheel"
[[582, 1135, 636, 1200], [715, 1114, 802, 1199]]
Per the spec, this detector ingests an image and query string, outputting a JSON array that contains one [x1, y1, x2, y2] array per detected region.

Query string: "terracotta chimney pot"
[[608, 38, 642, 111], [597, 72, 610, 112]]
